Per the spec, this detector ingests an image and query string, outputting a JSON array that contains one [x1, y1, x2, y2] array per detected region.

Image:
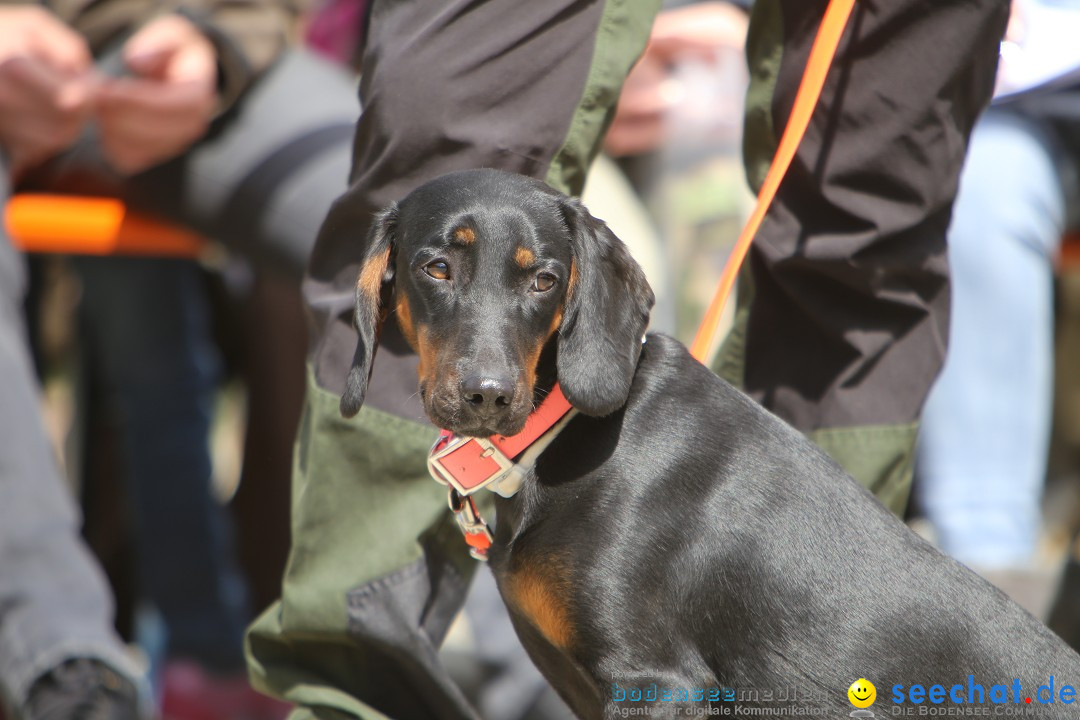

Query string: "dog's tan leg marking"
[[506, 559, 575, 650]]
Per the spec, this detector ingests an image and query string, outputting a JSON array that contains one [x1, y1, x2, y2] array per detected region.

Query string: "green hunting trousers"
[[248, 1, 659, 717]]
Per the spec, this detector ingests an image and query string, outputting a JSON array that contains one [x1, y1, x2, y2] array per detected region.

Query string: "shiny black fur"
[[342, 169, 1080, 719]]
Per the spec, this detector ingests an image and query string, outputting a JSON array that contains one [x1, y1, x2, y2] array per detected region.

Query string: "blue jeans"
[[917, 110, 1071, 568], [0, 169, 144, 710], [74, 256, 248, 671]]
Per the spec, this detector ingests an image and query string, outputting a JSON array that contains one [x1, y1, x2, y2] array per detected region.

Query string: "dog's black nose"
[[461, 376, 515, 413]]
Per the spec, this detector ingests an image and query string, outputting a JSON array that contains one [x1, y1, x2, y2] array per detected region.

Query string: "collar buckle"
[[428, 434, 514, 497], [426, 383, 576, 561]]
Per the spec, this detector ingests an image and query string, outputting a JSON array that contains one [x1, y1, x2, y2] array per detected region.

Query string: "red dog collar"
[[428, 383, 575, 560]]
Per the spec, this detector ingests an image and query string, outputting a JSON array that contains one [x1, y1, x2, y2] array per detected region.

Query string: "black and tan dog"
[[340, 169, 1080, 719]]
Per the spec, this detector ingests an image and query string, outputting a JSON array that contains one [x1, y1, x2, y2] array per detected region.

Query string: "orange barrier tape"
[[5, 194, 204, 259], [690, 0, 856, 362]]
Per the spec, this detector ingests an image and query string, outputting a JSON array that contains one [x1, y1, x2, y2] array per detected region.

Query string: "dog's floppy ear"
[[557, 197, 654, 417], [340, 203, 398, 418]]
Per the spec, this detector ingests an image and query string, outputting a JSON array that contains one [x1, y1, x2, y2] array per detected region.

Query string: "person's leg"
[[0, 162, 143, 714], [14, 48, 358, 714], [73, 255, 249, 671], [715, 0, 1010, 513], [10, 49, 356, 679], [243, 2, 657, 718], [917, 111, 1067, 568]]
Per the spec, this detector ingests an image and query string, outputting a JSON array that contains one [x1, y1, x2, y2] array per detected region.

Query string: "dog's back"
[[493, 333, 1080, 718]]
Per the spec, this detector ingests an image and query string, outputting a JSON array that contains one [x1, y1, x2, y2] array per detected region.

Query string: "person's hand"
[[0, 7, 96, 175], [97, 14, 218, 174], [0, 6, 93, 72], [604, 2, 748, 157]]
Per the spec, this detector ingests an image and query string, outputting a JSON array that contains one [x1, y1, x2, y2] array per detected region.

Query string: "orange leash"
[[689, 0, 856, 362]]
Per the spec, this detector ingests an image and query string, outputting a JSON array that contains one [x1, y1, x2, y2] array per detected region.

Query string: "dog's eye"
[[424, 261, 450, 280], [532, 272, 556, 293]]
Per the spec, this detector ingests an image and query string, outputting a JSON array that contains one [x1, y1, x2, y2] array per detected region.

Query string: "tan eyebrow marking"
[[452, 227, 476, 245], [515, 247, 536, 268]]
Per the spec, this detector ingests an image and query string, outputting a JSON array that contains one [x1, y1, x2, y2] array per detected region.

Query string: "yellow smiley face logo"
[[848, 678, 876, 708]]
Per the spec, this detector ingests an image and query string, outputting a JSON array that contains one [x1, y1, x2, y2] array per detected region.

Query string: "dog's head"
[[340, 169, 654, 437]]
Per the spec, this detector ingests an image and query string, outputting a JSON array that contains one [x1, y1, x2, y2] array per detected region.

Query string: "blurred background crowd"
[[5, 0, 1080, 719]]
